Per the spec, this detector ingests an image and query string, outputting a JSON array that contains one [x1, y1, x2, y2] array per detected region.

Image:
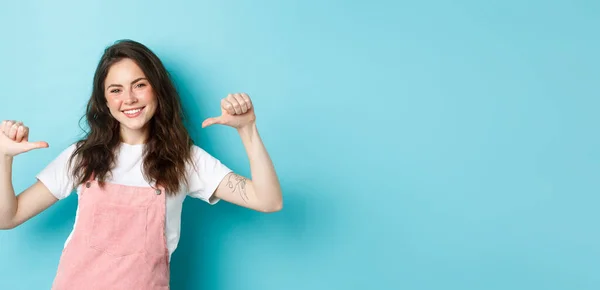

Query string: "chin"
[[125, 122, 149, 130], [116, 118, 148, 130]]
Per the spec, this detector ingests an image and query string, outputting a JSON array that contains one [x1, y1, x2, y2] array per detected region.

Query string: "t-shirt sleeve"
[[36, 144, 77, 200], [186, 145, 233, 204]]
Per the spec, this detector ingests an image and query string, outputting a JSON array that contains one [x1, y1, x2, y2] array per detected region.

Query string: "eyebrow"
[[106, 77, 147, 90]]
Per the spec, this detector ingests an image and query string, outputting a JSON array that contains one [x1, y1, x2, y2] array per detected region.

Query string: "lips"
[[121, 106, 145, 118]]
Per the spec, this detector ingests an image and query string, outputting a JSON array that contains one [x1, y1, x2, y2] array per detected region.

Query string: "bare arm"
[[0, 156, 57, 229], [0, 120, 56, 229], [201, 93, 282, 213], [214, 124, 283, 213], [0, 155, 18, 227]]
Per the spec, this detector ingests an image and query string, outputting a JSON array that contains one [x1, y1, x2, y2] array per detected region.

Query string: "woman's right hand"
[[0, 120, 49, 158]]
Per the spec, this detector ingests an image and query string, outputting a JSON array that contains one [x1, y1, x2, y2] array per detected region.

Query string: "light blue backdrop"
[[1, 0, 598, 289]]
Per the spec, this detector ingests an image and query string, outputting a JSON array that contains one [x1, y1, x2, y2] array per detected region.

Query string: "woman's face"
[[104, 58, 157, 140]]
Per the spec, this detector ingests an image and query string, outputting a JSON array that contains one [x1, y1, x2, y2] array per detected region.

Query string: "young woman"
[[0, 39, 283, 289]]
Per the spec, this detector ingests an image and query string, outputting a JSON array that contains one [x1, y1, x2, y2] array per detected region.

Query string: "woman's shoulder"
[[47, 139, 90, 167], [191, 142, 218, 157], [187, 143, 229, 170]]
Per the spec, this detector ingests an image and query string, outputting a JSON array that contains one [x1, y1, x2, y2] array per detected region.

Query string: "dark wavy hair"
[[68, 39, 193, 195]]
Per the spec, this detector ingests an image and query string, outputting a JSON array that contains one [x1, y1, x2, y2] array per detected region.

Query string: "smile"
[[121, 107, 145, 118]]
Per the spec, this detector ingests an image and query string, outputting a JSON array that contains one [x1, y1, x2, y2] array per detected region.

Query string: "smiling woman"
[[0, 39, 283, 289], [105, 61, 157, 143]]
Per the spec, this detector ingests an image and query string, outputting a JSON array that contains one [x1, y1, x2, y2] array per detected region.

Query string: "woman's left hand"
[[202, 93, 257, 129]]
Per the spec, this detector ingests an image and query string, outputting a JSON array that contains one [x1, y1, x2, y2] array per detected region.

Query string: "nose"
[[123, 89, 138, 105]]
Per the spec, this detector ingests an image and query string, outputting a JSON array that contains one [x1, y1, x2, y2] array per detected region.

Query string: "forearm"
[[237, 123, 282, 210], [0, 155, 17, 228]]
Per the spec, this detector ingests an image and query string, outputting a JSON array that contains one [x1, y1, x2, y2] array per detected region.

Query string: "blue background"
[[1, 0, 599, 289]]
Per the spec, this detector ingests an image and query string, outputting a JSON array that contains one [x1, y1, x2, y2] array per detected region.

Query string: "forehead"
[[105, 58, 146, 85]]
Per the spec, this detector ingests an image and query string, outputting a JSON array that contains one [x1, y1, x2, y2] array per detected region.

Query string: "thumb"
[[202, 116, 224, 128], [21, 141, 49, 153]]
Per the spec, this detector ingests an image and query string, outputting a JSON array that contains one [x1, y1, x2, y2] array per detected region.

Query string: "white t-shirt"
[[36, 142, 232, 261]]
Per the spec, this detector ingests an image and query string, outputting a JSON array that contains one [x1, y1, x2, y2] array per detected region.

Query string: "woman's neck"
[[120, 126, 149, 145]]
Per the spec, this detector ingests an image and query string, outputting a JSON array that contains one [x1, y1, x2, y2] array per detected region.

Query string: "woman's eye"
[[136, 83, 146, 88], [111, 89, 120, 93]]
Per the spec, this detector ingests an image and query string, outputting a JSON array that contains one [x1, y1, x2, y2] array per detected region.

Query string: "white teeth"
[[123, 108, 142, 114]]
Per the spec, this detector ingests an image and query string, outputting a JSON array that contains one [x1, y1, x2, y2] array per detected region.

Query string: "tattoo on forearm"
[[226, 174, 248, 203]]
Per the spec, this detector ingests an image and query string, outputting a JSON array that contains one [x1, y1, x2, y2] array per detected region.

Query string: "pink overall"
[[51, 176, 170, 290]]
